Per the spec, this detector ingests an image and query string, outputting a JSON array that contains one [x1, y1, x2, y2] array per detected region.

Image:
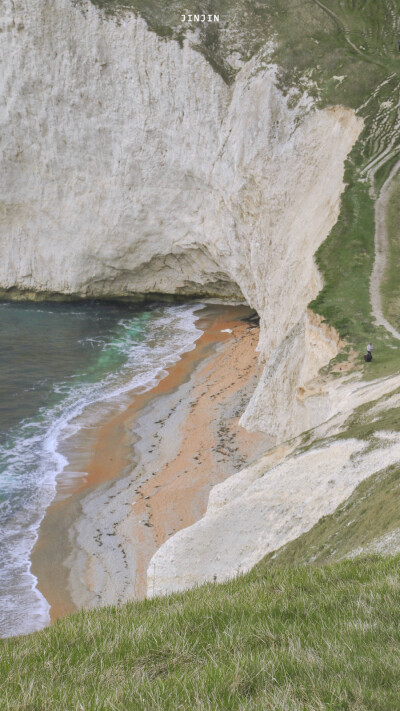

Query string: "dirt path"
[[369, 158, 400, 340], [311, 0, 365, 58]]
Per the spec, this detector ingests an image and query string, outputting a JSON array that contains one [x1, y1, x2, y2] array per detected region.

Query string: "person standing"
[[364, 342, 373, 362]]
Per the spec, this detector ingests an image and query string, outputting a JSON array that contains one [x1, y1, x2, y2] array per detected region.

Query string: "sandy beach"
[[32, 303, 269, 621]]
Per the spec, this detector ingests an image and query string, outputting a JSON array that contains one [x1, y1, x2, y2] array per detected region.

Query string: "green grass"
[[381, 175, 400, 332], [310, 175, 400, 379], [374, 152, 400, 195], [1, 557, 400, 710], [338, 395, 400, 443]]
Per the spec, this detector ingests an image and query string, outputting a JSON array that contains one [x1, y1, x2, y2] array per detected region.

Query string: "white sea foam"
[[0, 303, 202, 637]]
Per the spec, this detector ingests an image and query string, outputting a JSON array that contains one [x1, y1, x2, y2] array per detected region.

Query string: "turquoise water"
[[0, 301, 201, 637]]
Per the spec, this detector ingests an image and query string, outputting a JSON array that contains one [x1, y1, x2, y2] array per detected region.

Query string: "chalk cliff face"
[[0, 0, 362, 438]]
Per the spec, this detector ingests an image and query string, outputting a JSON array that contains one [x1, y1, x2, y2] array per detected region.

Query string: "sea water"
[[0, 301, 202, 638]]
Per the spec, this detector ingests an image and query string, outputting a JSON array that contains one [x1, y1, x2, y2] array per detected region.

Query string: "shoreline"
[[31, 303, 268, 622]]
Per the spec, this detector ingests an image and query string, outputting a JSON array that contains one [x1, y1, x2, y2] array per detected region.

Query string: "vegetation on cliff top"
[[84, 0, 400, 105], [1, 556, 400, 710]]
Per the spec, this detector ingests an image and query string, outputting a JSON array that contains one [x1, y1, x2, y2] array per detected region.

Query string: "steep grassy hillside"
[[381, 175, 400, 332], [1, 556, 400, 710]]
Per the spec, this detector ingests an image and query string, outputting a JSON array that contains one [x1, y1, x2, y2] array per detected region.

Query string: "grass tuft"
[[1, 557, 400, 709]]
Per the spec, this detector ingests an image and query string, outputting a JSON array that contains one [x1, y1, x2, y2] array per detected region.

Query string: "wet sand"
[[32, 303, 269, 621]]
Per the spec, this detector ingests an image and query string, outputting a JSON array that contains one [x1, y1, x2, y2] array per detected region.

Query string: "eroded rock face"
[[240, 310, 342, 440], [0, 0, 362, 437]]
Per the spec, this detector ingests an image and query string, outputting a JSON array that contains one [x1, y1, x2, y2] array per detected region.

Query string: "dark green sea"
[[0, 301, 201, 637]]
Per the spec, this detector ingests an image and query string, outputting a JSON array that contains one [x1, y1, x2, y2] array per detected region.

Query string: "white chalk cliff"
[[1, 0, 362, 443], [1, 0, 375, 603]]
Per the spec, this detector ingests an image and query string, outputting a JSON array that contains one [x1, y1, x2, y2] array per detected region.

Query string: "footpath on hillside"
[[370, 158, 400, 341]]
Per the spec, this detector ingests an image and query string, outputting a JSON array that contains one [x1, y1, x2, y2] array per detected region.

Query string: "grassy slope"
[[1, 557, 400, 710], [381, 175, 400, 332]]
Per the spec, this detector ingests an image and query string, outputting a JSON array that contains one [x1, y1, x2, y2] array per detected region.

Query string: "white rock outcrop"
[[240, 309, 343, 439], [147, 362, 400, 597], [0, 0, 362, 439], [147, 432, 400, 597]]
